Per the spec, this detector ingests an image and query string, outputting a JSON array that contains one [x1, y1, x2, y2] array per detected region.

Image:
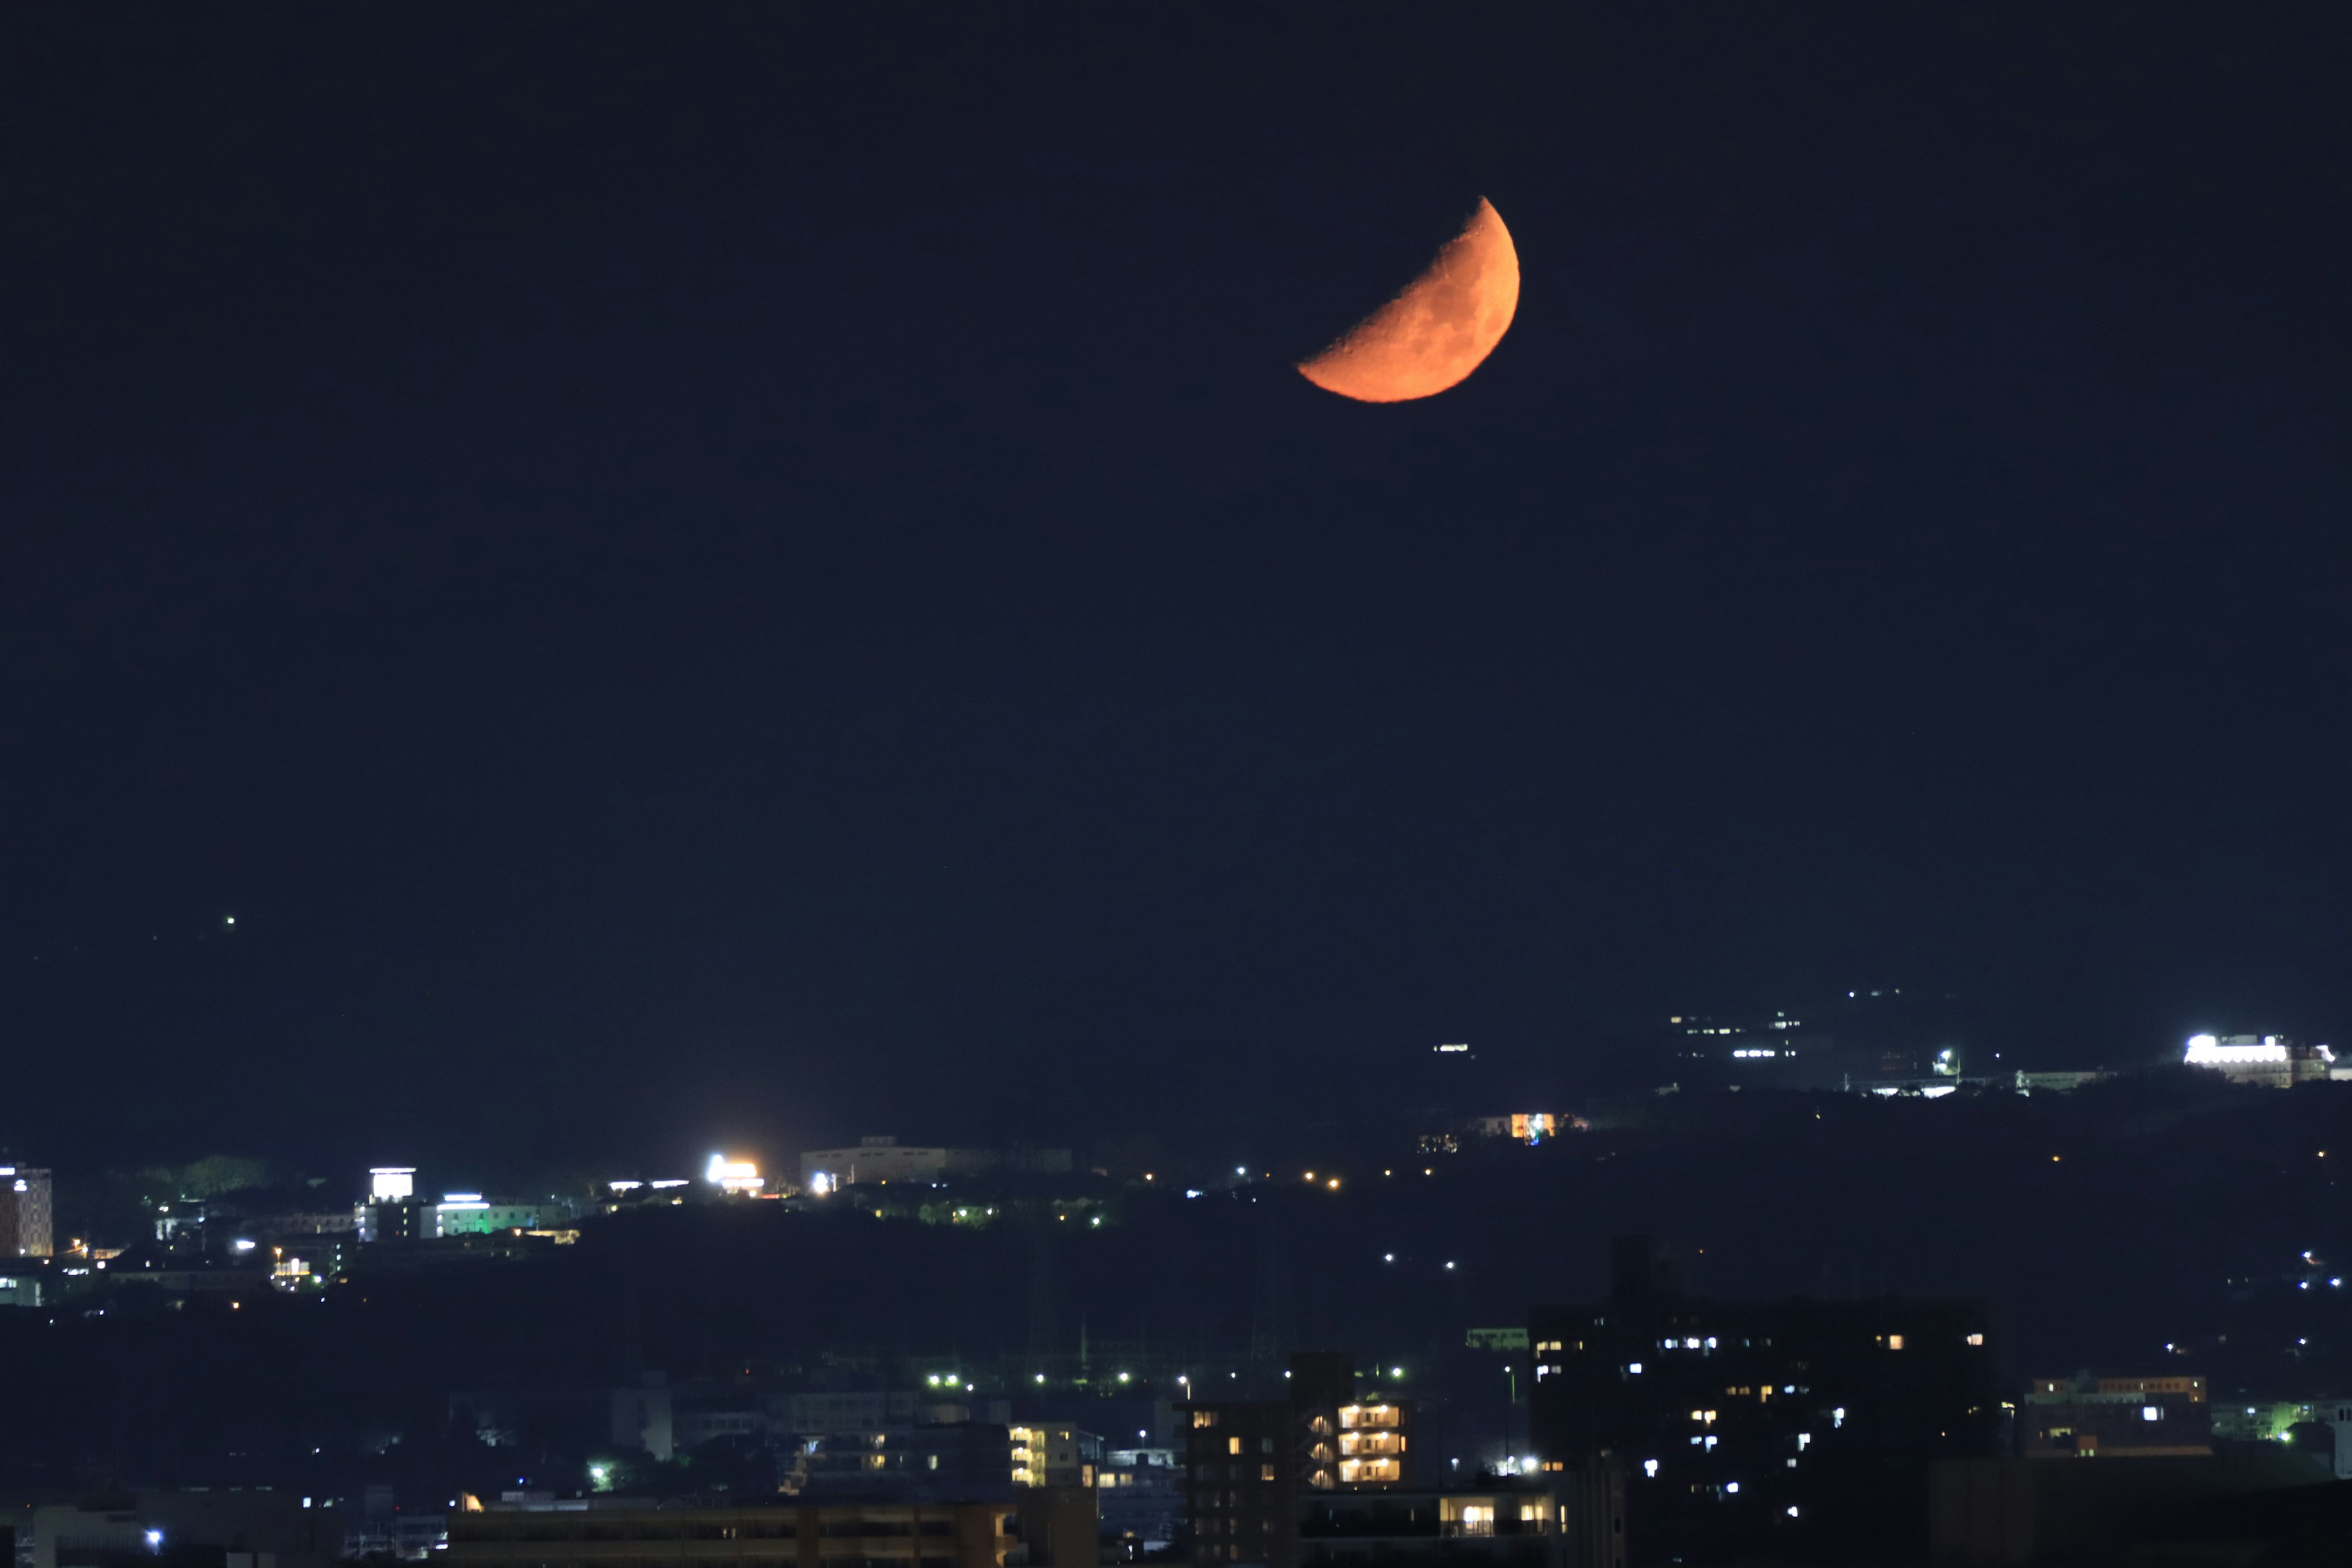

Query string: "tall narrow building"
[[0, 1167, 53, 1257]]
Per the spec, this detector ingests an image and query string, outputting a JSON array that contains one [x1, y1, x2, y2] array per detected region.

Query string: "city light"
[[809, 1170, 835, 1197], [369, 1167, 416, 1200], [2184, 1035, 2287, 1065], [705, 1155, 764, 1194], [1643, 1460, 1659, 1477]]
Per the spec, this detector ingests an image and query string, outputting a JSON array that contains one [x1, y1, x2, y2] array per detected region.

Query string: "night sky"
[[4, 7, 2346, 1175]]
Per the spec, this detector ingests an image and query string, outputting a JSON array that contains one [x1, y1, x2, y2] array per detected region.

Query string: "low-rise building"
[[1298, 1476, 1624, 1568], [447, 1500, 1013, 1568], [435, 1196, 541, 1235], [2020, 1374, 2212, 1458], [794, 1426, 1016, 1502], [2182, 1034, 2334, 1088]]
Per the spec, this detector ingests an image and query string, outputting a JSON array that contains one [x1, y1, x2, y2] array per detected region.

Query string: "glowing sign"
[[706, 1155, 765, 1194], [369, 1167, 415, 1200]]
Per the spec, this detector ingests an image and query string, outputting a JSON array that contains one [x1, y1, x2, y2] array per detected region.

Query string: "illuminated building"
[[2020, 1374, 2211, 1458], [433, 1195, 541, 1235], [2180, 1034, 2334, 1088], [1667, 991, 1977, 1095], [1009, 1424, 1101, 1488], [1182, 1352, 1417, 1568], [706, 1155, 767, 1194], [1298, 1479, 1624, 1568], [1528, 1238, 1996, 1565], [796, 1425, 1019, 1502], [448, 1499, 1018, 1568], [357, 1195, 423, 1243], [0, 1166, 55, 1257]]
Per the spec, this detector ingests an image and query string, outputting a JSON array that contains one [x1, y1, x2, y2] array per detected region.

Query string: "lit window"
[[1966, 1333, 1985, 1347], [1886, 1335, 1905, 1350], [1229, 1437, 1242, 1455]]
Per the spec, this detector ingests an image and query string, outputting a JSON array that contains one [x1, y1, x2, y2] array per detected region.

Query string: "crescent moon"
[[1297, 198, 1520, 403]]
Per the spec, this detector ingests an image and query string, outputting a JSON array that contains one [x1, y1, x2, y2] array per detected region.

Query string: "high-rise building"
[[1529, 1238, 1997, 1564], [1182, 1352, 1416, 1568], [0, 1166, 54, 1257]]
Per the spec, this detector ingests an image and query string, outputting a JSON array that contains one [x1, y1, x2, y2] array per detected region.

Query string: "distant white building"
[[2182, 1033, 2335, 1088]]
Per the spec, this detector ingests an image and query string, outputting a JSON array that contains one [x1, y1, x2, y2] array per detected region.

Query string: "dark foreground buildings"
[[1531, 1238, 1997, 1564], [448, 1499, 1011, 1568], [1299, 1482, 1624, 1568]]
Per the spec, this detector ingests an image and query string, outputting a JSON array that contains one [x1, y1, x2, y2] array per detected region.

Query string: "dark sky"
[[3, 6, 2346, 1175]]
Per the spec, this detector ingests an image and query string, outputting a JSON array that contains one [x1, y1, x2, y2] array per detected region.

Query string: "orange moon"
[[1297, 198, 1520, 402]]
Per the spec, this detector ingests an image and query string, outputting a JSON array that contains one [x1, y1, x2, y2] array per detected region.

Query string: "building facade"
[[2181, 1034, 2334, 1088], [1529, 1240, 1997, 1564], [447, 1501, 1012, 1568], [1009, 1425, 1102, 1489], [2019, 1374, 2211, 1458], [1182, 1354, 1416, 1568], [1297, 1477, 1624, 1568], [0, 1166, 54, 1257]]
